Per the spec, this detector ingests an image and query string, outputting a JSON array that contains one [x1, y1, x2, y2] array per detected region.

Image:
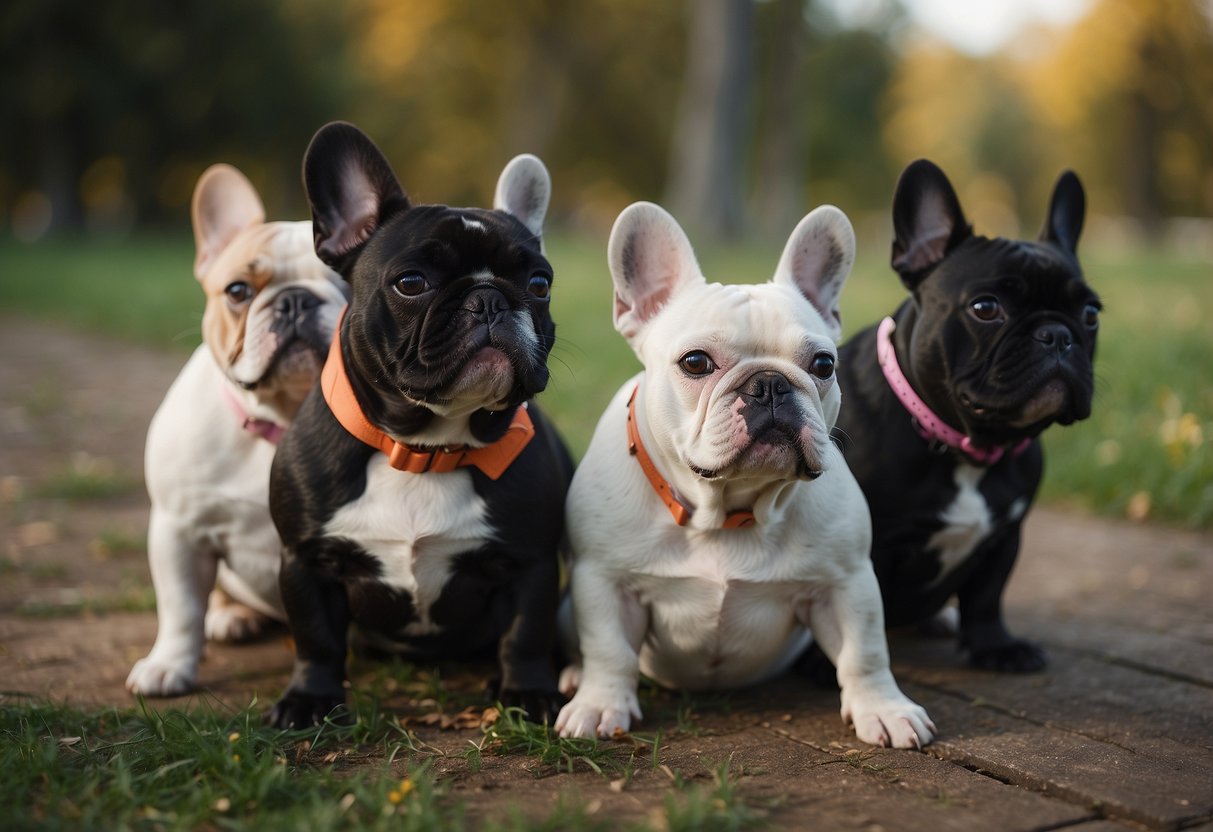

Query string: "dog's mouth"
[[692, 426, 824, 482], [959, 376, 1080, 430], [397, 346, 524, 414], [236, 336, 326, 391]]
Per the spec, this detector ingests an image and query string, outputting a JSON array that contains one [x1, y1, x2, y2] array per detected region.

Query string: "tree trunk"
[[753, 0, 807, 238], [665, 0, 753, 239]]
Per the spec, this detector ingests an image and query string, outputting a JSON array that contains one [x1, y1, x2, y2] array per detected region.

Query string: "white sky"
[[824, 0, 1096, 54]]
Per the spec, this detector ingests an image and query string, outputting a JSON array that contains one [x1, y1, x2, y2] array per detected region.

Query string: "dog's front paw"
[[499, 687, 566, 725], [204, 599, 273, 643], [969, 639, 1047, 673], [267, 690, 346, 730], [842, 689, 936, 749], [554, 687, 641, 739], [126, 656, 196, 697], [557, 664, 582, 696]]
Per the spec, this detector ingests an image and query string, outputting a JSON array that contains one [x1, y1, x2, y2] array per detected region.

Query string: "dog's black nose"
[[740, 371, 792, 408], [1034, 322, 1074, 357], [273, 287, 321, 318], [463, 287, 509, 326]]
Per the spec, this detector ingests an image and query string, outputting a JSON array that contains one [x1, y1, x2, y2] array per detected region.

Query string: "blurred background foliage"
[[0, 0, 1211, 527], [2, 0, 1211, 243]]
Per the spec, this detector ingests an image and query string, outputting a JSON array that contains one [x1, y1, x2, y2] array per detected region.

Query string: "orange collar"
[[320, 312, 534, 480], [626, 386, 756, 529]]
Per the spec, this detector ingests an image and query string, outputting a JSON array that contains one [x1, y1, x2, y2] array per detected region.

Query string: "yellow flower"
[[399, 778, 414, 796], [228, 732, 240, 743], [387, 790, 403, 805]]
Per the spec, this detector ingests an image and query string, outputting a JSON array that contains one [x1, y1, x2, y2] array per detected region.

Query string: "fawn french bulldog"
[[127, 164, 346, 697]]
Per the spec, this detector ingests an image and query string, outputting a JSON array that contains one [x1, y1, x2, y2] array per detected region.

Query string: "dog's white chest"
[[625, 533, 821, 690], [322, 456, 495, 626], [926, 464, 993, 585]]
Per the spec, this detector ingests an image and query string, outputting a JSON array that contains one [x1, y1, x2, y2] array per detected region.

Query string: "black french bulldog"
[[833, 159, 1100, 672], [267, 122, 572, 728]]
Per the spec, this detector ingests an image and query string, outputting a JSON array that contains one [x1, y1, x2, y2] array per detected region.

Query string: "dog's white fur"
[[126, 165, 346, 697], [555, 203, 935, 749]]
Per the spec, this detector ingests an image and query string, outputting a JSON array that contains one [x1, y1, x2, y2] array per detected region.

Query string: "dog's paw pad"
[[205, 596, 273, 643], [499, 688, 565, 725], [969, 640, 1047, 673], [126, 657, 196, 697], [555, 691, 639, 740], [848, 697, 935, 750], [557, 665, 583, 697], [267, 692, 346, 730]]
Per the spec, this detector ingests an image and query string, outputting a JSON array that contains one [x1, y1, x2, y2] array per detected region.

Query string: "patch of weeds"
[[89, 527, 145, 559], [481, 792, 615, 832], [663, 758, 768, 831], [0, 696, 467, 831], [837, 747, 889, 774], [17, 581, 155, 618], [478, 705, 626, 776], [30, 561, 70, 580], [661, 689, 732, 737], [36, 453, 137, 502]]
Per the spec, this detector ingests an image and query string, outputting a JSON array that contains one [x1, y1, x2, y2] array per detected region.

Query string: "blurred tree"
[[349, 0, 685, 229], [882, 44, 1038, 228], [800, 24, 900, 219], [0, 0, 356, 233], [752, 0, 808, 238], [664, 0, 753, 238], [1018, 0, 1213, 235]]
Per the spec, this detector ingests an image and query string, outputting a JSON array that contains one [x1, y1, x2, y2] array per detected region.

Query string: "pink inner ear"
[[319, 188, 381, 260], [895, 225, 951, 273]]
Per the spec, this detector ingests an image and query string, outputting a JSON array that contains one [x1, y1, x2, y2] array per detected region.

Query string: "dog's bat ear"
[[303, 122, 411, 267], [891, 159, 972, 288], [608, 202, 705, 343], [191, 164, 266, 281], [772, 205, 855, 341], [1039, 170, 1085, 255], [494, 154, 550, 250]]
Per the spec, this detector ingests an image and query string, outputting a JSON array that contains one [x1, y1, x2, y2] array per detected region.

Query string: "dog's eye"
[[528, 274, 552, 299], [225, 281, 254, 306], [393, 272, 428, 297], [969, 297, 1004, 323], [678, 351, 716, 377], [809, 353, 835, 380], [1082, 303, 1100, 330]]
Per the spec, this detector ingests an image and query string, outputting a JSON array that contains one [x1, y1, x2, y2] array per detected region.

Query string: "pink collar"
[[221, 382, 286, 445], [876, 316, 1029, 466]]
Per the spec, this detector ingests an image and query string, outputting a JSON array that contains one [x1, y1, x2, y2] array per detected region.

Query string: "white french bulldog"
[[126, 164, 347, 697], [554, 202, 935, 749]]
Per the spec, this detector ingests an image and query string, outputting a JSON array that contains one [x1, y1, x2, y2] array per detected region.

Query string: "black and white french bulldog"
[[267, 122, 572, 729], [555, 202, 935, 749], [127, 164, 346, 697], [833, 159, 1099, 671]]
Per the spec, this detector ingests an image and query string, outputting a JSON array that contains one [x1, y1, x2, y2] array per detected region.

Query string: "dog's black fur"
[[832, 159, 1100, 672], [267, 123, 571, 728]]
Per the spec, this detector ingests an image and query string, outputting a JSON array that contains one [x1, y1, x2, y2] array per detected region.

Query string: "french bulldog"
[[266, 122, 572, 729], [832, 159, 1099, 671], [127, 164, 347, 697], [554, 202, 935, 749]]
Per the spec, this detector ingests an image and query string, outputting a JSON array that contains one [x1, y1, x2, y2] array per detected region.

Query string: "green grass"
[[1, 234, 1210, 526], [1, 695, 765, 831]]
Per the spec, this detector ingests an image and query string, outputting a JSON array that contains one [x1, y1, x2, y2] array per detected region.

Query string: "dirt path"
[[2, 316, 1211, 830]]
